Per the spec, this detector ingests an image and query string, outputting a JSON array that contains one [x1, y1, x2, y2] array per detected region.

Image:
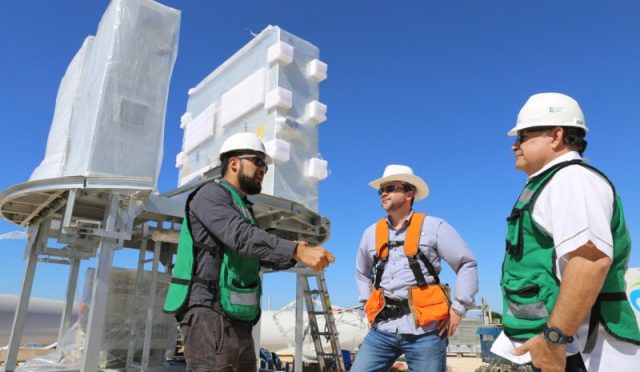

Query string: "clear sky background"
[[0, 1, 638, 315]]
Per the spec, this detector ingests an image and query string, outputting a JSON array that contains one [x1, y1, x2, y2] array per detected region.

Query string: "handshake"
[[292, 241, 336, 272]]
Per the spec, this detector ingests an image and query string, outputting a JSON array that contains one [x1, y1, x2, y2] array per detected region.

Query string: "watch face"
[[547, 329, 561, 343], [544, 326, 571, 344]]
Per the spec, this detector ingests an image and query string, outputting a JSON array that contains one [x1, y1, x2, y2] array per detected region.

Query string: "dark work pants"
[[180, 307, 257, 372]]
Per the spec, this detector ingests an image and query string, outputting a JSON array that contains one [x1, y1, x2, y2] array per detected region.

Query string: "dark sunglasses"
[[516, 127, 554, 144], [377, 184, 408, 195], [236, 155, 268, 171]]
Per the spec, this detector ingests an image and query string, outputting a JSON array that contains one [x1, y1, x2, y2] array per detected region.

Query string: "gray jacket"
[[186, 181, 297, 308]]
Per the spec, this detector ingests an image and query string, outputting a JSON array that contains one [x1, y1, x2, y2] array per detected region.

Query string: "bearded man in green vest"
[[491, 93, 640, 371], [165, 132, 335, 372]]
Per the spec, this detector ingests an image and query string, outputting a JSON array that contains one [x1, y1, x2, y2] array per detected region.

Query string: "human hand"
[[293, 242, 336, 271], [440, 308, 462, 337], [513, 334, 566, 372]]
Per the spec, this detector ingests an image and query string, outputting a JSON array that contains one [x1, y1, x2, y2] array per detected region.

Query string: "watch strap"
[[543, 325, 574, 345]]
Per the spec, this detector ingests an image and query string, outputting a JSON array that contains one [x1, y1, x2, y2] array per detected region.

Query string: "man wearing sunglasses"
[[169, 132, 335, 372], [491, 93, 640, 371], [352, 164, 478, 372]]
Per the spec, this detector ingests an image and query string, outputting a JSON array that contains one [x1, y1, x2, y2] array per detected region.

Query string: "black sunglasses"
[[516, 127, 555, 144], [377, 184, 408, 195], [236, 155, 268, 171]]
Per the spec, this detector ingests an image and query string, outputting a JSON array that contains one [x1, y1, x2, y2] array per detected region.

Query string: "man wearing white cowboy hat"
[[352, 164, 478, 372]]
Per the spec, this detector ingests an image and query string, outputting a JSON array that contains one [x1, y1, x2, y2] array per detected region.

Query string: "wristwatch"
[[543, 326, 574, 345]]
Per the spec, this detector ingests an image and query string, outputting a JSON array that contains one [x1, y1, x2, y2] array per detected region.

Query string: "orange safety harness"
[[364, 212, 451, 327]]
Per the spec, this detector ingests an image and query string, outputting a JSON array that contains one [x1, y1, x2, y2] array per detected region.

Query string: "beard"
[[382, 197, 408, 213], [238, 164, 262, 195], [382, 199, 398, 213]]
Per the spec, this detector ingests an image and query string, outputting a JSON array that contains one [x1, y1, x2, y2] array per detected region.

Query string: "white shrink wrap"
[[30, 36, 95, 181], [30, 0, 180, 190], [178, 25, 328, 211]]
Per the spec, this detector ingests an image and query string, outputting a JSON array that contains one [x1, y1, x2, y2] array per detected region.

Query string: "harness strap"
[[416, 251, 440, 285], [404, 213, 424, 256], [373, 212, 441, 288], [408, 255, 427, 287], [373, 259, 386, 289], [375, 219, 389, 260], [584, 292, 628, 353]]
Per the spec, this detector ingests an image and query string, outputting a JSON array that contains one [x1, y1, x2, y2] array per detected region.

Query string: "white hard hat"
[[219, 132, 271, 162], [508, 92, 588, 136], [369, 164, 430, 201]]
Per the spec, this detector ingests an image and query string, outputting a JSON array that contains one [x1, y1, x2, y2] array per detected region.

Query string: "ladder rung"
[[318, 352, 339, 357], [316, 332, 333, 336], [304, 275, 345, 369]]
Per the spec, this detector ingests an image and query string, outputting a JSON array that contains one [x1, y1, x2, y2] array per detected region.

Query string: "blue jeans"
[[350, 328, 448, 372]]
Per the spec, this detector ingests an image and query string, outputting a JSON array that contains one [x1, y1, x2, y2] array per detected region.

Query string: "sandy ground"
[[1, 351, 488, 371], [447, 356, 486, 372]]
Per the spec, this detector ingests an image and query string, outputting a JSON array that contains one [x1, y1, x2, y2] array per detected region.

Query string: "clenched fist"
[[292, 241, 336, 271]]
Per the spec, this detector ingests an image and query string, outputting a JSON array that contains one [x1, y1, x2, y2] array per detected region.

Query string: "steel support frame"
[[57, 257, 81, 348], [126, 224, 150, 370], [3, 220, 51, 371], [80, 194, 127, 372], [142, 236, 162, 369]]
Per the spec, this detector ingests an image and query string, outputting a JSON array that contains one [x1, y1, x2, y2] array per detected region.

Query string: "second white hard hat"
[[508, 92, 588, 136], [219, 132, 272, 162]]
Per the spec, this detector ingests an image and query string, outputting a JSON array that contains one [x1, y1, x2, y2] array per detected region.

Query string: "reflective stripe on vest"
[[501, 160, 640, 350]]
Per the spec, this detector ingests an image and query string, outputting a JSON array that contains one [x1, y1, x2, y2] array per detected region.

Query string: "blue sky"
[[0, 1, 639, 314]]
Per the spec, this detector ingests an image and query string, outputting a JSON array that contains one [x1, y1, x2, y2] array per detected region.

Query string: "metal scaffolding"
[[0, 175, 341, 371]]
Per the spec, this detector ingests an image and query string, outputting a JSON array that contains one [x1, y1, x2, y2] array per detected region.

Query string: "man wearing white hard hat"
[[352, 164, 478, 372], [164, 132, 335, 371], [491, 93, 640, 371]]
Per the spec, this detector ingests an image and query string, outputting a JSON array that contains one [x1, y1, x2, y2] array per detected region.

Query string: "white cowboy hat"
[[369, 164, 429, 201]]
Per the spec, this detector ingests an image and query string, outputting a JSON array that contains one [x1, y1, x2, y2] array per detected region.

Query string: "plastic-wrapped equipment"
[[176, 25, 329, 211], [30, 0, 180, 190], [15, 267, 176, 371]]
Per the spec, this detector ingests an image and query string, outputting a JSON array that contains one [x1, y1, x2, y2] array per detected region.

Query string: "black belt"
[[376, 297, 412, 322]]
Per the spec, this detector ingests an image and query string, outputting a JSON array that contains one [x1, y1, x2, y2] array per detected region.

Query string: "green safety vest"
[[501, 159, 640, 352], [163, 181, 262, 323]]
